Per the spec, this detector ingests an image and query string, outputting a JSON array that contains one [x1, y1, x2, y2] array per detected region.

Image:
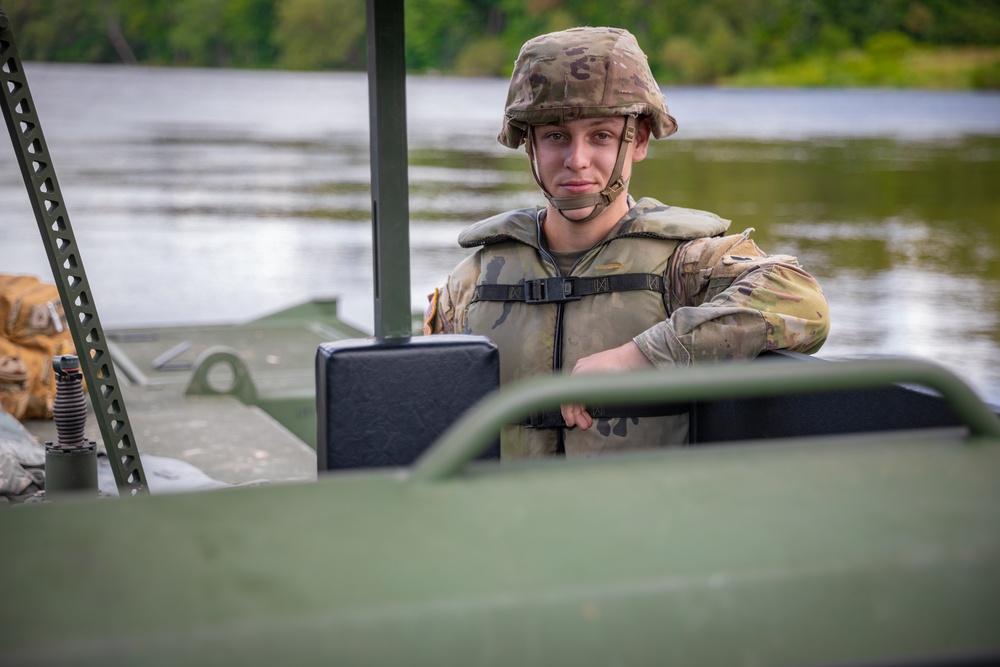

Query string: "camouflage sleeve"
[[633, 229, 830, 367], [422, 252, 482, 336], [1, 449, 37, 498]]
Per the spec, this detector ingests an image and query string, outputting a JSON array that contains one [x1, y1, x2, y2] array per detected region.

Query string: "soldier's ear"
[[632, 118, 652, 162]]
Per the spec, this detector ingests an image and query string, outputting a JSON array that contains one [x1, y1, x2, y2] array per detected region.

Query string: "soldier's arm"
[[422, 253, 482, 335], [422, 287, 451, 335], [632, 230, 830, 367]]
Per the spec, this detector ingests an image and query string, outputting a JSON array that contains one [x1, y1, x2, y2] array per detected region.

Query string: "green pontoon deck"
[[20, 298, 366, 487]]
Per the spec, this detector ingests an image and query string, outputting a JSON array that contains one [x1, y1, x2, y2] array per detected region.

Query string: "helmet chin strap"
[[527, 116, 638, 224]]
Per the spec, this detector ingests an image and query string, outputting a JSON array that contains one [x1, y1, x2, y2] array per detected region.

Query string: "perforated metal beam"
[[0, 11, 147, 496]]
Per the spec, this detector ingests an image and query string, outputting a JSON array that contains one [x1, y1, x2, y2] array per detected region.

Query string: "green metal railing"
[[0, 10, 147, 495], [411, 357, 1000, 482]]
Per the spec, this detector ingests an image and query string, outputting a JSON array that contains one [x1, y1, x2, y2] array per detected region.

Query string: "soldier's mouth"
[[558, 181, 597, 194]]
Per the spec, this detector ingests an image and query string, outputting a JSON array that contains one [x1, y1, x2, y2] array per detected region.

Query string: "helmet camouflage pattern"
[[498, 26, 678, 149]]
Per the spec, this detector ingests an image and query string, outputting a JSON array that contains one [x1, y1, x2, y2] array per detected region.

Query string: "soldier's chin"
[[560, 205, 598, 222]]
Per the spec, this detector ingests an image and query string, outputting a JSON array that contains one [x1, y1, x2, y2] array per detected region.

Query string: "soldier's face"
[[531, 117, 649, 221]]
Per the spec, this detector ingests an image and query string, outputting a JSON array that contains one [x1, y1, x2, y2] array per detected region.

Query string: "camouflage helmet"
[[498, 27, 677, 149]]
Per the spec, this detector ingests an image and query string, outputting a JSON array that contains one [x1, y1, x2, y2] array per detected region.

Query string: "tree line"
[[3, 0, 999, 86]]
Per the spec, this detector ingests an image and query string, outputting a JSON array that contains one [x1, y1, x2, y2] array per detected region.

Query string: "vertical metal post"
[[366, 0, 412, 339], [0, 11, 148, 496]]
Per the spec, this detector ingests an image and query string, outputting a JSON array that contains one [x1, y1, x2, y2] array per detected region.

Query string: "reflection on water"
[[2, 64, 999, 403]]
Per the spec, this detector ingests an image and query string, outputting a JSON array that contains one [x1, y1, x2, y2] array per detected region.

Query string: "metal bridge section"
[[0, 11, 147, 496]]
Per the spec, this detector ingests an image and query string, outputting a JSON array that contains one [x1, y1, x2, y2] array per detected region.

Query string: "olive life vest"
[[459, 198, 730, 458]]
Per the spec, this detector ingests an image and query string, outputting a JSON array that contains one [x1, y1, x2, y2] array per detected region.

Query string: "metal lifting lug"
[[524, 277, 582, 304]]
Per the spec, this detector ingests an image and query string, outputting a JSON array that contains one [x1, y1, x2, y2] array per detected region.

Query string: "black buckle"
[[524, 277, 581, 304]]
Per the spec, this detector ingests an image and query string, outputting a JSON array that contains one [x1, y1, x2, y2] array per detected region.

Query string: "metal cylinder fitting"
[[45, 444, 98, 498], [45, 355, 97, 499]]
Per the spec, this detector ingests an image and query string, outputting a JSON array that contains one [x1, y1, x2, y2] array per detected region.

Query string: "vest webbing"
[[519, 402, 691, 429], [472, 273, 664, 305]]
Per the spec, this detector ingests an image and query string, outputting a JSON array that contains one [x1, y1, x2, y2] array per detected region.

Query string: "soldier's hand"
[[561, 342, 654, 430]]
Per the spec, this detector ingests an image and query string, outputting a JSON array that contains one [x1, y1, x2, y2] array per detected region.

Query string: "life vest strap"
[[473, 273, 664, 305]]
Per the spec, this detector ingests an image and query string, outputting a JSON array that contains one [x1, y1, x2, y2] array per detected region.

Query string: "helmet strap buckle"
[[602, 177, 626, 201]]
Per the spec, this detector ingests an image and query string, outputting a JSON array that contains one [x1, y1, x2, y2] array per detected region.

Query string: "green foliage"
[[972, 60, 1000, 89], [223, 0, 278, 66], [658, 37, 712, 84], [816, 25, 853, 55], [865, 31, 915, 60], [454, 37, 509, 77], [114, 0, 173, 64], [273, 0, 364, 70], [729, 44, 1000, 89], [2, 0, 999, 87], [169, 0, 228, 66], [1, 0, 114, 62], [406, 0, 475, 71]]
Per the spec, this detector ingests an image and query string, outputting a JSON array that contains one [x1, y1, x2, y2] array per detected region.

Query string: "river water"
[[2, 63, 1000, 404]]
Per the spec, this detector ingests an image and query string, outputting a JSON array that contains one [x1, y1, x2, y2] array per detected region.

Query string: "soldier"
[[424, 26, 830, 459]]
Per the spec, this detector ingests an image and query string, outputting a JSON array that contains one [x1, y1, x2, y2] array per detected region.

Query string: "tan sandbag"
[[0, 275, 77, 420], [19, 345, 56, 419], [0, 341, 30, 420], [0, 274, 73, 354], [0, 339, 56, 420]]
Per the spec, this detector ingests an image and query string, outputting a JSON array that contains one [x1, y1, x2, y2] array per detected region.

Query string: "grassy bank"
[[726, 45, 1000, 89]]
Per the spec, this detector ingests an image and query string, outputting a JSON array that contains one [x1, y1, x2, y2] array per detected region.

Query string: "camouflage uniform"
[[1, 406, 45, 502], [424, 27, 830, 458], [424, 198, 829, 458]]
